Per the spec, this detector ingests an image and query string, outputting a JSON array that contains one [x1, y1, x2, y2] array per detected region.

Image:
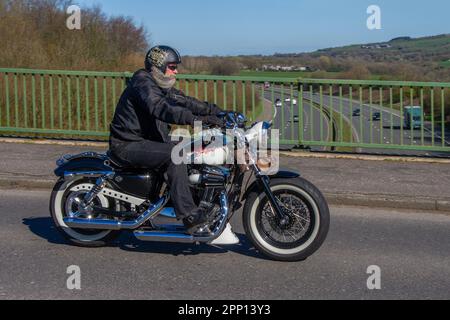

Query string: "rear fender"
[[54, 157, 112, 177]]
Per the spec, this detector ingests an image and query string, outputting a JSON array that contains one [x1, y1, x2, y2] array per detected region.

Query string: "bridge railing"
[[0, 68, 291, 139], [1, 68, 449, 154], [0, 68, 131, 138]]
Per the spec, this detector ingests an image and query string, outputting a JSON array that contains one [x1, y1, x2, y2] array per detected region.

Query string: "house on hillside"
[[262, 64, 311, 72], [361, 43, 392, 49]]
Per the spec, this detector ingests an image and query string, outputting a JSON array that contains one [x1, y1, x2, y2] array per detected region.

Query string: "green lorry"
[[404, 106, 423, 129]]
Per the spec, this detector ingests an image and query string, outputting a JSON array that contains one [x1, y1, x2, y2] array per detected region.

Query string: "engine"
[[188, 166, 229, 187], [188, 166, 230, 210]]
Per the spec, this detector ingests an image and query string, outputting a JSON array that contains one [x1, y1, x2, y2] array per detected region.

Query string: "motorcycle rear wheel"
[[50, 178, 122, 247], [243, 177, 330, 262]]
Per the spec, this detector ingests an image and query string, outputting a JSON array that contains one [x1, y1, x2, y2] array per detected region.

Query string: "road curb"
[[2, 137, 449, 164], [0, 138, 108, 148], [324, 193, 450, 213], [1, 177, 449, 214], [0, 177, 55, 190], [280, 151, 450, 164]]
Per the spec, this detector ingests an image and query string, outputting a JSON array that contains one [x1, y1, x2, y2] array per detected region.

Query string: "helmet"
[[145, 45, 182, 73]]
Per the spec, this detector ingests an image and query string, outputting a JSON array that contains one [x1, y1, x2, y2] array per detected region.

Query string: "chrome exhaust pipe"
[[134, 231, 195, 243], [63, 196, 167, 230], [133, 191, 230, 243]]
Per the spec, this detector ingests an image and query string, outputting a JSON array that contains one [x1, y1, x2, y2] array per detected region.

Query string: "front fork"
[[253, 166, 290, 227]]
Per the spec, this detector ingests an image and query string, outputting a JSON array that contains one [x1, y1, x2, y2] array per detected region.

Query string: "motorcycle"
[[49, 111, 330, 261]]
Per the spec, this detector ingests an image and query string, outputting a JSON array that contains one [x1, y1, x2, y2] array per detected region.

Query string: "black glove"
[[194, 115, 224, 127]]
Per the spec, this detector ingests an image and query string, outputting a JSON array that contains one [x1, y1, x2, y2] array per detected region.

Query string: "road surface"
[[1, 189, 449, 300]]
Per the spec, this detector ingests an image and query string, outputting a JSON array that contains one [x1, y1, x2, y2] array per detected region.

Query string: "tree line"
[[0, 0, 149, 71], [0, 0, 448, 83]]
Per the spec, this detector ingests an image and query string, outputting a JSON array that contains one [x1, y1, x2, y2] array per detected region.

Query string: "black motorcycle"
[[50, 112, 330, 261]]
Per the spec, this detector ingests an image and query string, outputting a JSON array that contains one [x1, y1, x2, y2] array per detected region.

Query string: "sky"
[[76, 0, 450, 56]]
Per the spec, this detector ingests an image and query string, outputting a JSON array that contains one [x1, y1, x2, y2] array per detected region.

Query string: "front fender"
[[268, 170, 300, 179], [241, 170, 300, 201]]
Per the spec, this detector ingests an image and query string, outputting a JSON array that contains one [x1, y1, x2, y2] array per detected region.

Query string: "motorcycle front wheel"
[[243, 177, 330, 262]]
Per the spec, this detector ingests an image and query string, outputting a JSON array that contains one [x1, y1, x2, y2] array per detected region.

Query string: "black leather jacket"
[[110, 69, 222, 144]]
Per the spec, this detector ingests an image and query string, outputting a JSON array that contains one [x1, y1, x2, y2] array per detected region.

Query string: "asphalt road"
[[1, 189, 449, 300]]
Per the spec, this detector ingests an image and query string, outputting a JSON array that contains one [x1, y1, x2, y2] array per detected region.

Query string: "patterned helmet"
[[145, 45, 182, 72]]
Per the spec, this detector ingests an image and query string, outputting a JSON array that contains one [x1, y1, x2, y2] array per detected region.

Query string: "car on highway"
[[293, 115, 300, 122], [372, 112, 381, 121], [352, 109, 361, 117], [284, 98, 297, 105], [275, 99, 282, 107]]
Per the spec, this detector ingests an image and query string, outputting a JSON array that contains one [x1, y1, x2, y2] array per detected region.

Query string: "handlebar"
[[217, 111, 247, 129]]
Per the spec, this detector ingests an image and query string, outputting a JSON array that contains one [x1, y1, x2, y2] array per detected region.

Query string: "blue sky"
[[76, 0, 450, 56]]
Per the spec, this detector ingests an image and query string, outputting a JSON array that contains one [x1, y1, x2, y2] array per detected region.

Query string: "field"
[[440, 60, 450, 68]]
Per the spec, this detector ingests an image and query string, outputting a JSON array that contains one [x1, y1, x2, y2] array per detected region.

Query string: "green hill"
[[310, 34, 450, 64], [252, 34, 450, 81]]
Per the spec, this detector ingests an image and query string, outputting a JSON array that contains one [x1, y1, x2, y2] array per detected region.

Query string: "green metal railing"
[[295, 79, 450, 153], [0, 68, 131, 138], [1, 68, 449, 154]]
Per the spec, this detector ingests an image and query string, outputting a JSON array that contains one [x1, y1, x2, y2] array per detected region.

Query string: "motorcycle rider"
[[109, 45, 224, 233]]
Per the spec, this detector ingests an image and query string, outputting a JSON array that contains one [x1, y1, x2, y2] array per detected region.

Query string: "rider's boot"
[[183, 201, 212, 234]]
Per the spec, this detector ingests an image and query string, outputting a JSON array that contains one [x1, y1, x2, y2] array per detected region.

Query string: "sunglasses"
[[167, 65, 178, 71]]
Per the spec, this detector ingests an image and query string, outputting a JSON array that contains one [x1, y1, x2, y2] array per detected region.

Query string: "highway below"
[[264, 89, 330, 152], [1, 189, 449, 300], [263, 85, 449, 156], [306, 93, 450, 156]]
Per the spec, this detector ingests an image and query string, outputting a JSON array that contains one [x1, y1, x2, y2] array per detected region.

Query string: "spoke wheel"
[[243, 177, 330, 262], [257, 191, 314, 249], [50, 178, 122, 247]]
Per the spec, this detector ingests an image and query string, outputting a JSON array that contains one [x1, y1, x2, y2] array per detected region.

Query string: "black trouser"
[[110, 138, 197, 219]]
